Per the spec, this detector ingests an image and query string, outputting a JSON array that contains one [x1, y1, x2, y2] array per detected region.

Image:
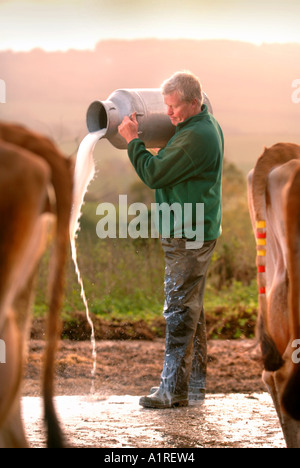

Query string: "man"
[[118, 71, 224, 408]]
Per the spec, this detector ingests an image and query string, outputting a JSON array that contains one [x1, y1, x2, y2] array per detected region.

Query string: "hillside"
[[1, 39, 300, 171]]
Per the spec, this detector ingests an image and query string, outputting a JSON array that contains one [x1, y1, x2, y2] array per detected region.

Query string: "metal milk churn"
[[86, 88, 213, 149]]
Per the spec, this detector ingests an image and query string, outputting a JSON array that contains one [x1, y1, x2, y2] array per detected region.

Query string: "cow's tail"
[[282, 165, 300, 420], [42, 155, 73, 448], [251, 144, 300, 371]]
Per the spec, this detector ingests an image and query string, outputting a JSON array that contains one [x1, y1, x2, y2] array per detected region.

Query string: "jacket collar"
[[176, 104, 208, 132]]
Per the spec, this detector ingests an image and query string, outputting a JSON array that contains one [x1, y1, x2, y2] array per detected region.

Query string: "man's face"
[[164, 91, 199, 126]]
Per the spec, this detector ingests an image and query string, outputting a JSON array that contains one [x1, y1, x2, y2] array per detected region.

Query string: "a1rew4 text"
[[104, 451, 195, 465]]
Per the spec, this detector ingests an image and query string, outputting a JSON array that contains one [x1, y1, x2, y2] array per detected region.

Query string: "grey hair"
[[161, 71, 203, 106]]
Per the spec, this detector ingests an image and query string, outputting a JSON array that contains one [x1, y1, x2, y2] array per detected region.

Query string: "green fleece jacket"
[[127, 104, 224, 241]]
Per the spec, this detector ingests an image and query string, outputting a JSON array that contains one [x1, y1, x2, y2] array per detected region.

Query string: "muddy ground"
[[21, 339, 286, 448], [24, 339, 265, 397]]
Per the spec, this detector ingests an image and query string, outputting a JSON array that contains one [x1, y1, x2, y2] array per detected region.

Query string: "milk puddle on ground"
[[70, 130, 105, 393], [22, 393, 285, 448]]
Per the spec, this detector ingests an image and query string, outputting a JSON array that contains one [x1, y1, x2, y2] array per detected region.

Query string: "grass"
[[34, 231, 259, 340], [204, 280, 258, 339]]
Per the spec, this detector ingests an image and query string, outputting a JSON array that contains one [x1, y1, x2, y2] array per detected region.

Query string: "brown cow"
[[248, 143, 300, 447], [0, 122, 73, 448]]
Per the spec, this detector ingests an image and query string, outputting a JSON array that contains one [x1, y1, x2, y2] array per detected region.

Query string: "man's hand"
[[118, 112, 139, 144]]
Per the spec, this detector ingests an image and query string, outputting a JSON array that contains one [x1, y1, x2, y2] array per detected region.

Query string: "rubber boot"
[[139, 387, 188, 409]]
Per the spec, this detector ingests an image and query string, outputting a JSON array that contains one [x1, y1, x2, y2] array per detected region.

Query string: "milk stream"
[[70, 130, 105, 394]]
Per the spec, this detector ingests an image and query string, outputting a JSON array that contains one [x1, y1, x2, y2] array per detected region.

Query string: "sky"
[[0, 0, 300, 52]]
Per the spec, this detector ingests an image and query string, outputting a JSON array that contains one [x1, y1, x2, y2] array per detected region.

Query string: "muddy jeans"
[[160, 238, 216, 397]]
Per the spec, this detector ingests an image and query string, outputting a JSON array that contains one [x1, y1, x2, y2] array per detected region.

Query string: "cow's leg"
[[280, 416, 300, 448], [263, 369, 285, 425], [274, 367, 300, 449], [0, 402, 28, 448], [0, 275, 40, 449], [5, 215, 56, 448], [263, 369, 294, 447], [0, 310, 28, 448], [0, 239, 53, 449], [264, 365, 300, 448]]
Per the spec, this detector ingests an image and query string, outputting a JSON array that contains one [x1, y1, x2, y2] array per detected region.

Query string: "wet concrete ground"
[[22, 393, 285, 449]]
